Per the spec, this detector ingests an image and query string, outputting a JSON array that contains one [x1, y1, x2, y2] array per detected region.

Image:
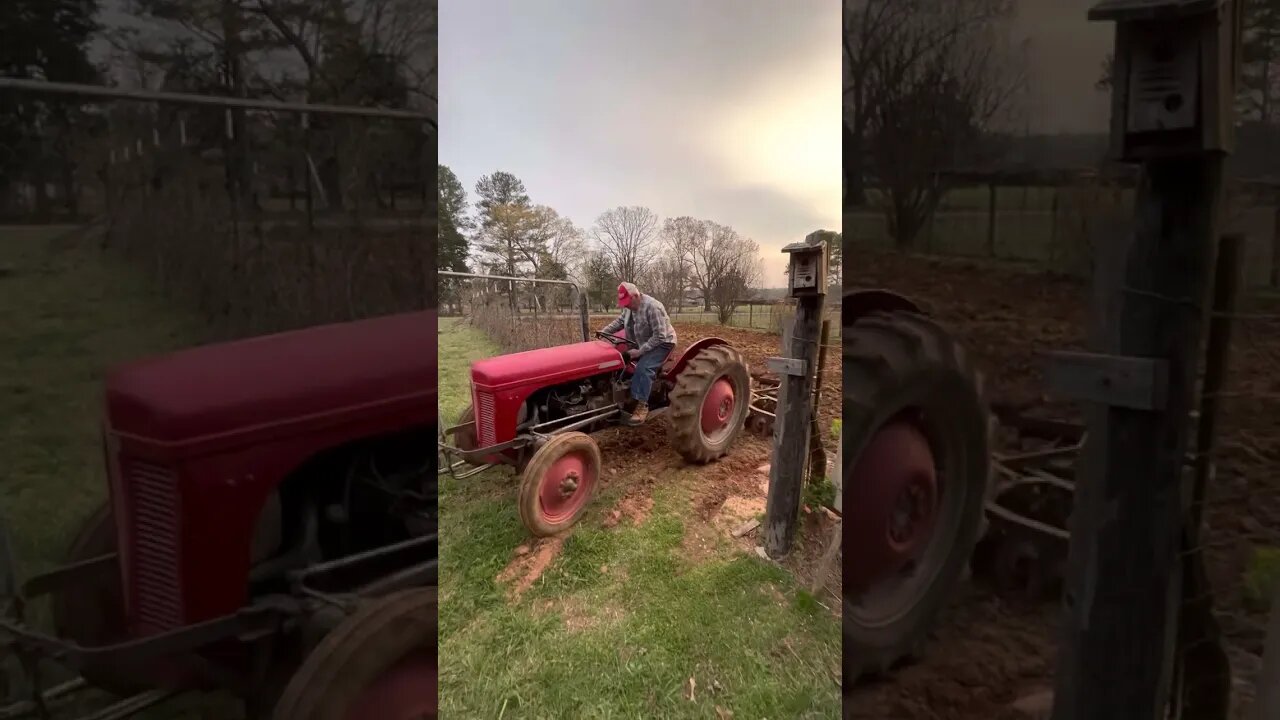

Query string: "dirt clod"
[[604, 494, 653, 529], [496, 537, 564, 601]]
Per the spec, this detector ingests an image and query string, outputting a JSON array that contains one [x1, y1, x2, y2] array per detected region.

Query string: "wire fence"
[[978, 243, 1280, 718], [439, 272, 588, 353], [1171, 290, 1280, 720], [667, 299, 843, 337], [848, 176, 1280, 290], [1, 79, 435, 340], [440, 272, 843, 355]]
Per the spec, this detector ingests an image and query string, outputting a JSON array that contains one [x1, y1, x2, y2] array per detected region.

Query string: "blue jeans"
[[631, 343, 674, 403]]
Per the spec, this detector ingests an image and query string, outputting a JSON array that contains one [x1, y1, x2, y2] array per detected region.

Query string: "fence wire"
[[1172, 300, 1280, 720], [858, 221, 1280, 717], [439, 273, 587, 354], [849, 179, 1280, 291], [3, 86, 434, 340]]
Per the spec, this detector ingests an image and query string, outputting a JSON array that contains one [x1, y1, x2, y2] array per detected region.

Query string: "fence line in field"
[[2, 78, 435, 340], [849, 176, 1280, 289]]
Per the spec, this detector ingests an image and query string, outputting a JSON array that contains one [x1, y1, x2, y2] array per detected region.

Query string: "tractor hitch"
[[0, 527, 437, 720], [973, 407, 1083, 600]]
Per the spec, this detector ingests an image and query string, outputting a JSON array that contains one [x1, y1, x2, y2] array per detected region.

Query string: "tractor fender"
[[843, 289, 924, 323], [662, 337, 730, 380]]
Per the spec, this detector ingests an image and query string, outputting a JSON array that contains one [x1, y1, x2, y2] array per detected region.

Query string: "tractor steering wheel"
[[595, 331, 639, 349]]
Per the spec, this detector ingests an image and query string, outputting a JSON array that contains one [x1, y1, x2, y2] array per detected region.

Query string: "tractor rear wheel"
[[52, 503, 136, 694], [844, 311, 991, 684], [272, 589, 437, 720], [669, 345, 751, 463], [518, 432, 601, 537]]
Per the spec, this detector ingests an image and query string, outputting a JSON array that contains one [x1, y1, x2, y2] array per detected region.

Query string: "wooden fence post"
[[764, 237, 828, 558]]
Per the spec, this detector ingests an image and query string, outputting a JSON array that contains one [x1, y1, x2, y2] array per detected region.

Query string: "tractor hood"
[[471, 340, 624, 392], [105, 311, 437, 447]]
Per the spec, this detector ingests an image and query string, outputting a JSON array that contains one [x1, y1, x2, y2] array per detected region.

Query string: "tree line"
[[1, 0, 436, 220], [438, 165, 769, 323], [844, 0, 1025, 250], [847, 0, 1280, 252]]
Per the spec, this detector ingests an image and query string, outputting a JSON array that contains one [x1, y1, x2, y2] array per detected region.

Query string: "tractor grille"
[[124, 459, 183, 634], [475, 390, 496, 446]]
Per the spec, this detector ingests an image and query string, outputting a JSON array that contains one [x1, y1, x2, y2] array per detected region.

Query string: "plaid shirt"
[[602, 294, 677, 354]]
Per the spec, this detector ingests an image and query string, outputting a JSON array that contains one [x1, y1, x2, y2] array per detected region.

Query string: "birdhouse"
[[1088, 0, 1243, 161], [782, 232, 829, 298]]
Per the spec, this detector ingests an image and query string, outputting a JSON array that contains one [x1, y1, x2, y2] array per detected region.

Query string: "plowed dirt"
[[849, 249, 1280, 719]]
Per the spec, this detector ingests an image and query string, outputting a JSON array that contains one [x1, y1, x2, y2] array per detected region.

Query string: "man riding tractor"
[[600, 281, 676, 426]]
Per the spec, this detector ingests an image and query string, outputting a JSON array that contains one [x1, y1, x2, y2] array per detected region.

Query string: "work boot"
[[624, 402, 649, 426], [621, 397, 638, 413]]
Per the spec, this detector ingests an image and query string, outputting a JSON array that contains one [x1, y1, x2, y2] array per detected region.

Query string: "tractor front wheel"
[[518, 432, 601, 537], [453, 404, 477, 452], [844, 311, 991, 684], [53, 503, 136, 695], [668, 345, 751, 463], [272, 589, 437, 720]]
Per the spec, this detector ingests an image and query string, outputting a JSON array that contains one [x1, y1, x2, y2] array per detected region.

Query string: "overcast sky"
[[1013, 0, 1112, 133], [439, 0, 841, 285]]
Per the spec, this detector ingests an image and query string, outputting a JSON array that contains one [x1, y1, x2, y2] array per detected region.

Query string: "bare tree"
[[708, 239, 762, 325], [521, 205, 582, 278], [591, 205, 660, 282], [660, 216, 707, 311], [848, 0, 1024, 247], [686, 222, 756, 312], [644, 254, 687, 311], [845, 0, 911, 207], [525, 205, 585, 312]]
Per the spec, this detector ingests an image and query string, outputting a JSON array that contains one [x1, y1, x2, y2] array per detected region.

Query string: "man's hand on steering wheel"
[[595, 330, 639, 349]]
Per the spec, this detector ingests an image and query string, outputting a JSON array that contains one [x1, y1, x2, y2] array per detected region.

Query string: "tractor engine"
[[535, 376, 617, 422], [253, 428, 436, 592], [468, 339, 627, 450]]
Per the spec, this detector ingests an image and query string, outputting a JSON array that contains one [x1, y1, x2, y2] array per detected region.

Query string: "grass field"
[[437, 319, 841, 719], [0, 224, 245, 718], [0, 225, 204, 576]]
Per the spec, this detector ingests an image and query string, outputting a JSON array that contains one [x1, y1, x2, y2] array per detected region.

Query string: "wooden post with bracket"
[[764, 233, 829, 558], [1049, 2, 1242, 717]]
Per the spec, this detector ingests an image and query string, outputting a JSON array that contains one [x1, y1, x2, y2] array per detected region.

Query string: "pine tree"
[[438, 165, 471, 272]]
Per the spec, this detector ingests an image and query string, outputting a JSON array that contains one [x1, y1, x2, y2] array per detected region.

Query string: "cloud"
[[440, 0, 840, 287]]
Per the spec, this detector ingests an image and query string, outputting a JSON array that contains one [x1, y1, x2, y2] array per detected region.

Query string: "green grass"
[[0, 225, 204, 577], [0, 224, 236, 718], [438, 322, 841, 719]]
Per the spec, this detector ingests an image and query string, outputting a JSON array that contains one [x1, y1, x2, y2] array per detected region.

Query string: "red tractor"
[[440, 329, 753, 536], [0, 311, 438, 720], [843, 289, 993, 683]]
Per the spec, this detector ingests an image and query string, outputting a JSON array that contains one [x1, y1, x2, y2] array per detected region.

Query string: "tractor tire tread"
[[668, 345, 751, 464], [272, 589, 437, 720], [844, 311, 994, 685]]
